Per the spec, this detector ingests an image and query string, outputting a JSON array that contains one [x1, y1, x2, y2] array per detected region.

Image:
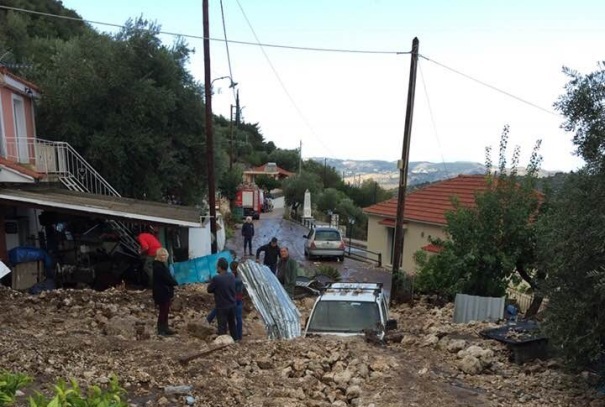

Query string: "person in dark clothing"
[[241, 216, 255, 256], [256, 237, 280, 274], [231, 260, 244, 341], [276, 247, 299, 298], [207, 257, 237, 338], [152, 248, 178, 336]]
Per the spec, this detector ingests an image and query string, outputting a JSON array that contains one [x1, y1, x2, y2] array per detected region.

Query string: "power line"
[[219, 0, 237, 103], [234, 0, 334, 157], [0, 5, 408, 55], [418, 60, 449, 176], [420, 54, 559, 116]]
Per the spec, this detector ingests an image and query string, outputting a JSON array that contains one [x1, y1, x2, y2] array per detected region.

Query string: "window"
[[314, 230, 342, 241], [12, 95, 29, 163], [307, 301, 380, 333]]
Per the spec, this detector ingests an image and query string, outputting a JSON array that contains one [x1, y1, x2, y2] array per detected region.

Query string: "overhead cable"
[[418, 60, 449, 175], [219, 0, 237, 102], [234, 0, 334, 156], [0, 5, 408, 55], [420, 54, 559, 116]]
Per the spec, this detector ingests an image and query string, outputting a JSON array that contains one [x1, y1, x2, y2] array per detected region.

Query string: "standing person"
[[137, 225, 162, 286], [207, 258, 237, 339], [241, 216, 255, 256], [276, 247, 299, 298], [231, 260, 244, 341], [255, 237, 280, 274], [152, 248, 178, 336]]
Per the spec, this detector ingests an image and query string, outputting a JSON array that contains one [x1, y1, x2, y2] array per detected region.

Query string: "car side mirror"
[[385, 319, 398, 331]]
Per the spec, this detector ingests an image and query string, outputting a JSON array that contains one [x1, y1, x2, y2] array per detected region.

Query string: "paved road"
[[226, 204, 393, 297]]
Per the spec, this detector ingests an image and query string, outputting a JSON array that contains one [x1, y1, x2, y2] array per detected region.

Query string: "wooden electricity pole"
[[229, 104, 234, 169], [203, 0, 218, 254], [391, 37, 419, 292]]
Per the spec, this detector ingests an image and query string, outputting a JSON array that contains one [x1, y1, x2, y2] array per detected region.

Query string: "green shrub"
[[0, 371, 31, 406], [314, 264, 341, 282], [29, 376, 127, 407]]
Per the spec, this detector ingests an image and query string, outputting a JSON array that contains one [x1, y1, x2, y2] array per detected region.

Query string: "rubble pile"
[[0, 287, 602, 406], [390, 299, 602, 406]]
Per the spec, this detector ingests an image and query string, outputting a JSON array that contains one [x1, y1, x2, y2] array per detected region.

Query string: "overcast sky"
[[59, 0, 605, 172]]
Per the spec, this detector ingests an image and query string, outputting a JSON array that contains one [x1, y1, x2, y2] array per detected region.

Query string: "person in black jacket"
[[241, 216, 255, 256], [207, 257, 237, 338], [255, 237, 280, 274], [152, 248, 178, 336]]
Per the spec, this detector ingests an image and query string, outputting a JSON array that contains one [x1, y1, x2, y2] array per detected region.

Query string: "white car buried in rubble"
[[303, 282, 397, 339]]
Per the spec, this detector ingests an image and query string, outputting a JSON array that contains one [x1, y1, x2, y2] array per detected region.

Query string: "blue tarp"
[[172, 251, 233, 285], [8, 247, 53, 270]]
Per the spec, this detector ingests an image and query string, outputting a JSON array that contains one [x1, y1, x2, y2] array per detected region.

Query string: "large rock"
[[447, 339, 467, 353], [421, 334, 439, 347], [213, 335, 235, 345], [458, 355, 483, 375], [458, 345, 494, 367]]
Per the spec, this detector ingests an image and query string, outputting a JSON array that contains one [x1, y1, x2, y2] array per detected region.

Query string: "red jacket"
[[137, 232, 162, 256]]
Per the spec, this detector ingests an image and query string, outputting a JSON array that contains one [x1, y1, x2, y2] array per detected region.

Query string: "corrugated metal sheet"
[[453, 293, 505, 323], [238, 260, 301, 339]]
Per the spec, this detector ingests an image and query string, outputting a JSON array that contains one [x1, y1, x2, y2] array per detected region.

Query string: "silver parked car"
[[303, 226, 345, 261]]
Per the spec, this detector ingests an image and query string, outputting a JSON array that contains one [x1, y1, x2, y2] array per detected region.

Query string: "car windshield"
[[307, 301, 380, 333], [314, 230, 341, 241]]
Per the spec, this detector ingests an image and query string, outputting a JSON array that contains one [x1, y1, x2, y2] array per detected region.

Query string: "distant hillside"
[[309, 158, 557, 190]]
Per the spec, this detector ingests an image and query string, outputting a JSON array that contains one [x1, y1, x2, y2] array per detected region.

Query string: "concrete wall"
[[366, 214, 446, 273]]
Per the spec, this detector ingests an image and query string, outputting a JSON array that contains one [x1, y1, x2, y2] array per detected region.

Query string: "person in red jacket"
[[137, 225, 162, 286]]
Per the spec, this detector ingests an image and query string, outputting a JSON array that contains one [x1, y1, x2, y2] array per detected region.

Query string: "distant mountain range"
[[309, 158, 558, 190]]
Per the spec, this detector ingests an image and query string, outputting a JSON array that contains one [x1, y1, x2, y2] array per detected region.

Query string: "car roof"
[[313, 226, 340, 231], [318, 282, 384, 303]]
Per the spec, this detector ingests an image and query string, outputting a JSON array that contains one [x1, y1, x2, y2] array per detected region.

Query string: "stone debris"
[[0, 286, 601, 406]]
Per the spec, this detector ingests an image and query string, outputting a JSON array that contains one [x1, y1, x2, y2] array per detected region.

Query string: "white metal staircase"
[[34, 139, 140, 254]]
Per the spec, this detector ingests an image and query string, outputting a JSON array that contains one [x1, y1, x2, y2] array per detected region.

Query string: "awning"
[[378, 218, 396, 227], [0, 187, 203, 228], [378, 218, 408, 229]]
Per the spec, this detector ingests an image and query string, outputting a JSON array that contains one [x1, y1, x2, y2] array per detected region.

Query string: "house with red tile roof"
[[242, 162, 294, 184], [363, 175, 489, 273]]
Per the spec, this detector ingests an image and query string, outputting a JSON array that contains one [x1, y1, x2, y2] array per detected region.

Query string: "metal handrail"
[[32, 139, 121, 197], [3, 138, 139, 254]]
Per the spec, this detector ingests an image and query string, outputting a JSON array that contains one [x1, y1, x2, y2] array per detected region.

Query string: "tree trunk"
[[515, 262, 544, 319], [525, 295, 544, 319]]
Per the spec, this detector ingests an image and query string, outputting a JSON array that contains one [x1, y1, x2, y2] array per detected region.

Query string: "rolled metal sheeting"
[[238, 260, 301, 339]]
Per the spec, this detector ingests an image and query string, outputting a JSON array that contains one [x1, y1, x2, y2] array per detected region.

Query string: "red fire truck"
[[235, 185, 264, 219]]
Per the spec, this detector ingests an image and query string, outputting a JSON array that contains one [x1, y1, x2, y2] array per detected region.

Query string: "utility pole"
[[391, 37, 419, 285], [203, 0, 218, 254], [229, 104, 234, 169], [299, 140, 303, 174]]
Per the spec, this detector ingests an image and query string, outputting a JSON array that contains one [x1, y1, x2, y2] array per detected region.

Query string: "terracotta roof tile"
[[364, 175, 488, 225], [0, 66, 40, 93], [421, 244, 443, 253], [245, 163, 294, 177]]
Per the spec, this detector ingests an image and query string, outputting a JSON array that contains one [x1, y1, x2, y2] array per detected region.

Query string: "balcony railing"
[[33, 139, 121, 197], [3, 138, 139, 254]]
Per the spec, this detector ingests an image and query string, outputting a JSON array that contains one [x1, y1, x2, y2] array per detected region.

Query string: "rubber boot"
[[157, 322, 175, 336], [164, 324, 176, 335]]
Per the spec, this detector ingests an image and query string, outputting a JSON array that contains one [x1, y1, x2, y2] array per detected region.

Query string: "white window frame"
[[12, 94, 29, 163]]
